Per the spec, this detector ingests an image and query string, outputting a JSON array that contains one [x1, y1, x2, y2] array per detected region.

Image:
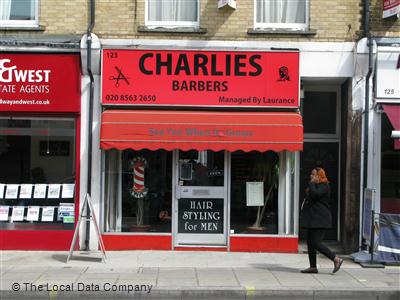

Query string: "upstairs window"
[[146, 0, 199, 28], [255, 0, 308, 30], [0, 0, 39, 27]]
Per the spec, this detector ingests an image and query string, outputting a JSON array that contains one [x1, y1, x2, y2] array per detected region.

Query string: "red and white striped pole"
[[133, 161, 145, 193], [130, 157, 148, 198]]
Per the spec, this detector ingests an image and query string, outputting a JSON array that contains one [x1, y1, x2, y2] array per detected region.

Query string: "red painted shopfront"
[[0, 53, 81, 250], [100, 49, 303, 252]]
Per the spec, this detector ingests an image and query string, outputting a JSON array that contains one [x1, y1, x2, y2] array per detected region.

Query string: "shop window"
[[146, 0, 199, 28], [103, 149, 173, 233], [0, 118, 76, 230], [230, 151, 280, 234], [380, 113, 400, 214], [254, 0, 308, 30], [303, 91, 337, 135], [0, 0, 39, 27]]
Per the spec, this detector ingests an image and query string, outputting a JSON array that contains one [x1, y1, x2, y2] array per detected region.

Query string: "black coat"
[[300, 182, 332, 229]]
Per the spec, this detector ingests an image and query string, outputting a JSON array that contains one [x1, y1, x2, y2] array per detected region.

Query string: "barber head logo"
[[278, 66, 290, 81]]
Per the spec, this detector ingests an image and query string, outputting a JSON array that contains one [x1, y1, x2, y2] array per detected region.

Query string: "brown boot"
[[332, 256, 343, 274], [300, 267, 318, 273]]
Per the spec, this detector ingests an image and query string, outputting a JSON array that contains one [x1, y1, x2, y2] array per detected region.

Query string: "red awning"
[[100, 110, 303, 152], [383, 104, 400, 149]]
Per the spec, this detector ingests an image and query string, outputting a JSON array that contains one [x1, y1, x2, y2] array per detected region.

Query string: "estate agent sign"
[[0, 54, 81, 113], [383, 0, 400, 18], [102, 49, 299, 108]]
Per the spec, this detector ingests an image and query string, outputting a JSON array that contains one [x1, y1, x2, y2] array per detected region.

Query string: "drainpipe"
[[84, 0, 95, 251], [362, 0, 373, 248]]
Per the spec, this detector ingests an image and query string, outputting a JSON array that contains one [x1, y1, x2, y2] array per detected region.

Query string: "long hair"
[[315, 167, 329, 183]]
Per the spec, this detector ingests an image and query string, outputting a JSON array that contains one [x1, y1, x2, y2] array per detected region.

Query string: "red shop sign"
[[0, 53, 81, 113], [102, 49, 299, 108]]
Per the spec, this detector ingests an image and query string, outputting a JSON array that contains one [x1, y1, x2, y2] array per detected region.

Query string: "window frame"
[[301, 85, 341, 140], [145, 0, 200, 28], [253, 0, 309, 31], [0, 0, 39, 28], [101, 149, 174, 234], [229, 150, 299, 236], [0, 116, 77, 230]]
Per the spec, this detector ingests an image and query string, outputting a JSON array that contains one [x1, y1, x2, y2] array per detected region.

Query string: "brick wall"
[[2, 1, 397, 41], [40, 0, 87, 34], [95, 0, 362, 41], [1, 0, 362, 42]]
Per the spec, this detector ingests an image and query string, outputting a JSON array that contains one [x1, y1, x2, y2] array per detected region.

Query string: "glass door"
[[173, 150, 228, 246]]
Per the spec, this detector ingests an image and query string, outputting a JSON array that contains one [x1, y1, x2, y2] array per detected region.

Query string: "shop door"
[[173, 150, 228, 246]]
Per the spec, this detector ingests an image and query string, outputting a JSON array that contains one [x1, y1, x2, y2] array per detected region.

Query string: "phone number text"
[[104, 94, 156, 102]]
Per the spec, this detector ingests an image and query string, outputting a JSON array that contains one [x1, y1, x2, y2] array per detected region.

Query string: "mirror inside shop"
[[0, 118, 76, 229]]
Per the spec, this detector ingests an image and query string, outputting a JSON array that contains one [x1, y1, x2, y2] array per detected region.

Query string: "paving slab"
[[0, 281, 16, 291], [39, 278, 84, 285], [46, 266, 86, 273], [383, 267, 400, 274], [38, 272, 82, 280], [157, 268, 196, 287], [271, 270, 323, 287], [2, 272, 42, 281], [233, 268, 281, 288], [0, 250, 398, 299], [3, 266, 50, 273], [311, 271, 364, 288], [345, 268, 397, 288], [77, 272, 120, 279], [83, 267, 125, 274], [197, 268, 239, 287], [117, 272, 157, 280]]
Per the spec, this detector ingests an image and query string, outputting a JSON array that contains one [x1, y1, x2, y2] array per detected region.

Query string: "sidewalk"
[[1, 250, 399, 299]]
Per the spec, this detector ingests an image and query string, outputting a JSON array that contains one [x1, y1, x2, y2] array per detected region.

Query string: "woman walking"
[[300, 167, 343, 274]]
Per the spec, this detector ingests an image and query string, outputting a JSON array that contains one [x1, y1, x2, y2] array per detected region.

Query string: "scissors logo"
[[109, 66, 130, 87]]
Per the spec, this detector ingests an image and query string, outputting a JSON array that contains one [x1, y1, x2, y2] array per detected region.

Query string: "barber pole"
[[130, 157, 148, 198], [134, 162, 145, 191]]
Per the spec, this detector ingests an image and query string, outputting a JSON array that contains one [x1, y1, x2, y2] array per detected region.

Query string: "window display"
[[103, 149, 172, 233], [0, 118, 76, 230], [230, 151, 279, 234]]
